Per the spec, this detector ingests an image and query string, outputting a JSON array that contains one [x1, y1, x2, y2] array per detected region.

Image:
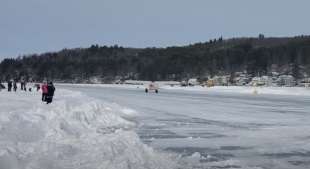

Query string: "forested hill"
[[1, 36, 310, 83]]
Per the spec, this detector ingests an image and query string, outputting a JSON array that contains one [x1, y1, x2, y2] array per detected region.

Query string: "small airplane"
[[145, 81, 159, 93]]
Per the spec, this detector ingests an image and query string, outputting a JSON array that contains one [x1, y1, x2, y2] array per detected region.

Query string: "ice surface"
[[58, 83, 310, 96], [161, 85, 310, 96], [2, 84, 310, 169], [0, 89, 177, 169], [60, 84, 310, 169]]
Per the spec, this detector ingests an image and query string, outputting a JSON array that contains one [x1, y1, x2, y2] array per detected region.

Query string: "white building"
[[89, 76, 103, 84], [300, 78, 310, 87], [277, 75, 295, 87], [250, 77, 264, 86], [213, 76, 229, 86], [261, 76, 273, 86], [271, 72, 280, 77], [235, 74, 250, 86], [188, 78, 199, 86]]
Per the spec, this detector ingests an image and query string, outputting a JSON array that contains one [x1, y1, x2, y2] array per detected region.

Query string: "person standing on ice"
[[35, 83, 40, 91], [41, 82, 48, 102], [13, 80, 17, 92], [46, 82, 55, 104], [7, 79, 12, 92], [20, 77, 27, 91], [20, 78, 25, 90], [24, 81, 27, 91]]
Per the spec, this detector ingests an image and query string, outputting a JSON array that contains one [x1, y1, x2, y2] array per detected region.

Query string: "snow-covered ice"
[[161, 85, 310, 96], [0, 89, 177, 169], [58, 83, 310, 96], [60, 84, 310, 169], [2, 84, 310, 169]]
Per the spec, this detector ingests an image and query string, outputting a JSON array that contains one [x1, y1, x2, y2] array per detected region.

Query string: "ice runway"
[[65, 85, 310, 169], [1, 85, 310, 169]]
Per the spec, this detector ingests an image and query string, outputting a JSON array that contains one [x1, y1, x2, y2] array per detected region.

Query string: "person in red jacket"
[[41, 82, 48, 102]]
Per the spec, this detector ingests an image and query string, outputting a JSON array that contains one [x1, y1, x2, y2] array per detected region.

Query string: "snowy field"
[[1, 85, 310, 169]]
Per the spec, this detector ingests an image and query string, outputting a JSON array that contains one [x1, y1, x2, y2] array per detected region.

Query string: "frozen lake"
[[65, 85, 310, 169]]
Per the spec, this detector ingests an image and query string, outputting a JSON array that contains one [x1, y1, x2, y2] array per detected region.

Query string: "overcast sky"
[[1, 0, 310, 60]]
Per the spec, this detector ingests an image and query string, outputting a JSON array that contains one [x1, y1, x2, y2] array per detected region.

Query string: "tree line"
[[1, 36, 310, 83]]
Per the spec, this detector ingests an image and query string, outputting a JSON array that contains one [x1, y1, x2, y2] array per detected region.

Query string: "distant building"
[[261, 76, 273, 86], [250, 77, 265, 86], [277, 75, 295, 87], [300, 78, 310, 87], [271, 72, 280, 77], [89, 76, 103, 84], [212, 75, 229, 86], [206, 79, 215, 87], [180, 80, 188, 86], [234, 73, 250, 86], [114, 79, 123, 84], [188, 78, 199, 86]]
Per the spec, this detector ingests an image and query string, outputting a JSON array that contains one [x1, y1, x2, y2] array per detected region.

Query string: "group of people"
[[7, 79, 27, 92], [41, 81, 56, 104], [0, 78, 56, 104]]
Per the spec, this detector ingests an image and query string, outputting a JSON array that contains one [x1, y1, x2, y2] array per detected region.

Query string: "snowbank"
[[0, 89, 177, 169]]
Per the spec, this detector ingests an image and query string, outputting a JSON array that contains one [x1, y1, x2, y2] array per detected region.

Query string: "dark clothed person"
[[46, 82, 55, 104], [13, 81, 17, 92], [8, 81, 12, 92], [20, 79, 27, 91], [35, 84, 40, 91]]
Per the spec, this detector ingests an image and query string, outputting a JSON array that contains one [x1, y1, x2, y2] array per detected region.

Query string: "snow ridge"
[[0, 89, 176, 169]]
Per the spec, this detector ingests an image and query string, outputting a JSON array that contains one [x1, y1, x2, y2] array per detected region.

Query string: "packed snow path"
[[64, 85, 310, 169]]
